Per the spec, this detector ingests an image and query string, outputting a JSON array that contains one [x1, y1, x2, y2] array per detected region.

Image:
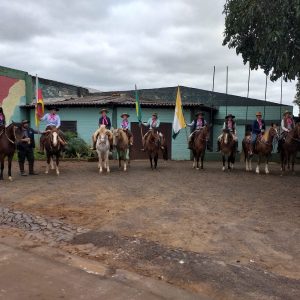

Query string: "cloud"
[[0, 0, 298, 114]]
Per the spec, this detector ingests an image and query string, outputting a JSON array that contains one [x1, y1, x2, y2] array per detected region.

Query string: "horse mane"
[[99, 125, 107, 135], [261, 129, 270, 142]]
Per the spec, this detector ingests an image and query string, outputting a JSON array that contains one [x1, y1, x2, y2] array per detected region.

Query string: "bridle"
[[0, 125, 18, 144]]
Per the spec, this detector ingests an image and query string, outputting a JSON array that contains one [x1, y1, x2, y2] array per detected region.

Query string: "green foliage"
[[294, 78, 300, 108], [223, 0, 300, 81], [64, 131, 91, 159]]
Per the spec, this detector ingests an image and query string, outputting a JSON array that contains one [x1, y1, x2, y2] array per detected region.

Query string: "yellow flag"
[[172, 86, 186, 139]]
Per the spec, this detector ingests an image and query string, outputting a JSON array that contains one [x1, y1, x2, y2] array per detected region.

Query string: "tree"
[[294, 78, 300, 109], [223, 0, 300, 82]]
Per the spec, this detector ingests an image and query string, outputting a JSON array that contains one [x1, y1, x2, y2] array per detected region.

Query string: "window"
[[60, 121, 77, 134]]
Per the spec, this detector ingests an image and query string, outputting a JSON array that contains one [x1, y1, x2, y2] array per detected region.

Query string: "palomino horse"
[[96, 125, 111, 173], [220, 129, 236, 171], [242, 127, 278, 174], [0, 122, 23, 180], [191, 125, 210, 170], [281, 123, 300, 174], [44, 127, 62, 175], [144, 129, 168, 170], [112, 128, 130, 171], [242, 132, 253, 172]]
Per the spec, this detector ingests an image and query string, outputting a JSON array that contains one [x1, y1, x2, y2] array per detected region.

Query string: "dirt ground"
[[1, 160, 300, 299]]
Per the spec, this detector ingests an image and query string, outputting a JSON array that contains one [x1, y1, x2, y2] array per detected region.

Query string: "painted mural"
[[0, 75, 26, 123]]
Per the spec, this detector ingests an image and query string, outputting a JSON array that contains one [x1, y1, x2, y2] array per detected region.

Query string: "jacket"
[[252, 119, 266, 135], [99, 116, 111, 129]]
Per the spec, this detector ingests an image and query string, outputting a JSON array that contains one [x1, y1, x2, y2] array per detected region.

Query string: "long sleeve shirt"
[[143, 118, 160, 129], [281, 118, 295, 132], [120, 119, 130, 130], [41, 113, 61, 128], [187, 119, 207, 131]]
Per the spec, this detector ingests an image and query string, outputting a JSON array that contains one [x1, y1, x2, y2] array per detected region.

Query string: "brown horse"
[[242, 132, 253, 171], [144, 129, 168, 169], [220, 129, 236, 171], [113, 128, 130, 171], [243, 127, 278, 174], [191, 125, 210, 170], [281, 123, 300, 174], [43, 128, 62, 175], [0, 122, 23, 181]]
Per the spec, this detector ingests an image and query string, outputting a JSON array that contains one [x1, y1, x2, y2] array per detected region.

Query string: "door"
[[130, 122, 172, 160]]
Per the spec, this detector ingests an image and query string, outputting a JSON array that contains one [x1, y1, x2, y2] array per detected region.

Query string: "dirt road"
[[0, 160, 299, 299]]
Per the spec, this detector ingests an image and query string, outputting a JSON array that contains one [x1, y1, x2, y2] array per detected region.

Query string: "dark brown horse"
[[220, 129, 236, 171], [0, 122, 23, 181], [281, 123, 300, 174], [43, 127, 62, 175], [242, 127, 278, 174], [191, 125, 210, 170], [144, 129, 168, 169]]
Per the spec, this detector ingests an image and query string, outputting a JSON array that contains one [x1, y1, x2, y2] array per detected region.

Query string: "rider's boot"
[[19, 162, 27, 176], [90, 140, 96, 151]]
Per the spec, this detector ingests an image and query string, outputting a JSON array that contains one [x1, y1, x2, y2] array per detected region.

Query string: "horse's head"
[[269, 127, 279, 140], [8, 122, 23, 142], [112, 128, 120, 146], [221, 129, 233, 145]]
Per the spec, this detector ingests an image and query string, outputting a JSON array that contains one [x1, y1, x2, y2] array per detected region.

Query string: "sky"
[[0, 0, 298, 115]]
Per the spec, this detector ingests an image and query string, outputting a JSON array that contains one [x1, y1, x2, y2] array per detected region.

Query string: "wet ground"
[[0, 160, 299, 299]]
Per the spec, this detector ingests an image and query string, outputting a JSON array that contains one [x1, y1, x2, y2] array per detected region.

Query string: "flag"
[[35, 77, 44, 127], [172, 86, 186, 139], [135, 85, 142, 123]]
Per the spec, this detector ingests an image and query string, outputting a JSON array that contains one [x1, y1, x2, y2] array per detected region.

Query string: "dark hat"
[[225, 114, 235, 119], [121, 113, 130, 118], [100, 108, 108, 113], [21, 119, 30, 124], [152, 113, 158, 118], [195, 111, 204, 117], [48, 107, 59, 111]]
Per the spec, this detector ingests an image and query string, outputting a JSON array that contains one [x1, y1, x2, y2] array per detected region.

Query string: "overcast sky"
[[0, 0, 298, 114]]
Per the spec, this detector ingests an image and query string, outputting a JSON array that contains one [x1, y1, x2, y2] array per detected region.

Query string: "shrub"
[[64, 131, 91, 159]]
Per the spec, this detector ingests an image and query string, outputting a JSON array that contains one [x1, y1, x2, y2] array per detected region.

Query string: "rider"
[[217, 114, 238, 152], [17, 120, 39, 176], [187, 112, 207, 149], [39, 107, 66, 154], [277, 110, 295, 152], [141, 113, 162, 150], [0, 106, 6, 128], [251, 112, 266, 150], [91, 108, 113, 150], [120, 113, 133, 146]]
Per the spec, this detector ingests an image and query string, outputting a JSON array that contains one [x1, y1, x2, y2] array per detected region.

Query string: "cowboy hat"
[[195, 111, 204, 117], [21, 119, 30, 124], [225, 114, 235, 119], [256, 112, 262, 116], [48, 107, 60, 111], [152, 113, 158, 118], [120, 113, 130, 118], [100, 108, 108, 113], [283, 110, 291, 116]]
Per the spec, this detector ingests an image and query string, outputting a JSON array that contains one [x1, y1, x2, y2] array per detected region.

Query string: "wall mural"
[[0, 75, 26, 123]]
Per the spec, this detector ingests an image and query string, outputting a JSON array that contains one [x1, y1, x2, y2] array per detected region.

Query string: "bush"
[[64, 131, 91, 159]]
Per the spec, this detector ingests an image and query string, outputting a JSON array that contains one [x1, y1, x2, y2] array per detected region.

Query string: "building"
[[1, 66, 293, 160]]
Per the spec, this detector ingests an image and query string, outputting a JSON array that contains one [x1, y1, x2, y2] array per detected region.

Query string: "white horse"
[[96, 125, 110, 173]]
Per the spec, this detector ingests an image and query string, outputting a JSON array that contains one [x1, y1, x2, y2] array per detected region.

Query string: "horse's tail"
[[162, 145, 168, 160]]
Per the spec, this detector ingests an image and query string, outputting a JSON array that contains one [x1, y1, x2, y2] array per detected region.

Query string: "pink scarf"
[[102, 116, 108, 125], [0, 114, 3, 121], [197, 119, 203, 127], [286, 117, 293, 126], [152, 119, 157, 127], [49, 113, 56, 121], [122, 120, 128, 128], [227, 120, 233, 129], [257, 118, 263, 129]]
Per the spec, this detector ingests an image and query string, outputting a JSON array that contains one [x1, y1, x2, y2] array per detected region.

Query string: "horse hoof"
[[8, 176, 13, 182], [45, 171, 49, 174], [222, 167, 225, 171], [196, 167, 200, 170]]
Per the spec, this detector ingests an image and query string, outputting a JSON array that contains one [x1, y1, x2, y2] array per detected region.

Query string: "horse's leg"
[[154, 153, 158, 169], [291, 152, 296, 174], [106, 151, 110, 173], [99, 153, 103, 173], [265, 155, 270, 174], [228, 155, 231, 170], [7, 153, 14, 181], [149, 154, 153, 170], [222, 154, 225, 171], [118, 151, 122, 169], [0, 155, 4, 180], [55, 154, 60, 176], [200, 152, 204, 169], [45, 154, 51, 174], [196, 153, 200, 170], [256, 155, 260, 174], [50, 156, 55, 170]]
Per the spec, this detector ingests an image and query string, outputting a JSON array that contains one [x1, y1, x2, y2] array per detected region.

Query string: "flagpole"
[[135, 84, 144, 143], [36, 74, 41, 137]]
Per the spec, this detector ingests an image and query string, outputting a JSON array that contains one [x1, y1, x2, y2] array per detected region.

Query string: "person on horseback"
[[120, 113, 133, 146], [251, 112, 266, 151], [17, 120, 39, 176], [187, 112, 209, 150], [217, 114, 238, 152], [277, 110, 295, 153], [141, 113, 163, 150], [0, 107, 6, 128], [39, 107, 66, 154], [91, 108, 113, 150]]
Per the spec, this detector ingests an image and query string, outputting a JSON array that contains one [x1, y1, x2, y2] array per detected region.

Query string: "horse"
[[220, 129, 236, 171], [0, 122, 23, 181], [96, 125, 111, 173], [280, 123, 300, 174], [191, 125, 210, 170], [144, 129, 168, 170], [112, 128, 130, 171], [242, 132, 253, 172], [44, 127, 62, 175], [242, 127, 278, 174]]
